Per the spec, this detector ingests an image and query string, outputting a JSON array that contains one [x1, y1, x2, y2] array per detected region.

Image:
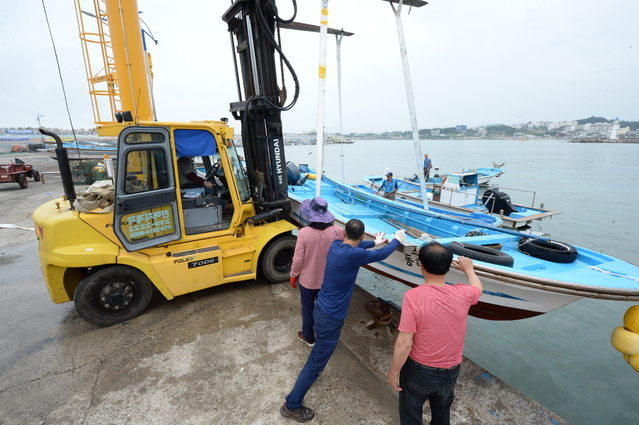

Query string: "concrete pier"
[[0, 152, 569, 424]]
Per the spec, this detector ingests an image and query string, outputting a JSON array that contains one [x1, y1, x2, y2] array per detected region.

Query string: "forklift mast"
[[223, 0, 299, 215]]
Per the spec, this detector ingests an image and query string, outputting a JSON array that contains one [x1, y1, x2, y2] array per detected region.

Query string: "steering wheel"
[[205, 161, 224, 181]]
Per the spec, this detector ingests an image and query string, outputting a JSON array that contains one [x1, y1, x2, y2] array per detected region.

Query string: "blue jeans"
[[285, 306, 343, 408], [399, 357, 460, 425], [299, 286, 320, 342]]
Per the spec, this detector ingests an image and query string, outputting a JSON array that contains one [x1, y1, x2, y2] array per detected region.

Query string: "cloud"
[[1, 0, 637, 133]]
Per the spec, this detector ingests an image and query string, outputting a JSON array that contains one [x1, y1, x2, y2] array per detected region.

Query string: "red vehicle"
[[0, 159, 40, 189]]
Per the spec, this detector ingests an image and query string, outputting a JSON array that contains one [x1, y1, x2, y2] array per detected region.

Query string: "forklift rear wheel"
[[74, 265, 153, 326], [261, 235, 296, 283], [17, 173, 28, 189]]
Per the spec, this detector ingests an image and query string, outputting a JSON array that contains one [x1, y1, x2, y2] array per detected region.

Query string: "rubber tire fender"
[[17, 173, 28, 189], [74, 265, 154, 326], [518, 237, 578, 263], [260, 234, 297, 283], [448, 241, 514, 267]]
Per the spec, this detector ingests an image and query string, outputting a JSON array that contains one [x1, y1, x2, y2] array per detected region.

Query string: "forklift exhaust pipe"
[[39, 129, 77, 209]]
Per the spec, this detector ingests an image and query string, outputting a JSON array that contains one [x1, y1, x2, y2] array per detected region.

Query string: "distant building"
[[456, 125, 467, 131], [430, 129, 440, 136]]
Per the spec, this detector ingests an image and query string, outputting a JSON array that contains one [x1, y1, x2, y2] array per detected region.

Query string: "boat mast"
[[314, 0, 330, 197], [385, 0, 429, 210]]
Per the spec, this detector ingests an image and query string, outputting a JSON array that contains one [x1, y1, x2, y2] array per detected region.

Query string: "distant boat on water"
[[43, 139, 117, 156]]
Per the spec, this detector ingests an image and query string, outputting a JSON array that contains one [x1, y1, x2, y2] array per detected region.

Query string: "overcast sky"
[[1, 0, 637, 134]]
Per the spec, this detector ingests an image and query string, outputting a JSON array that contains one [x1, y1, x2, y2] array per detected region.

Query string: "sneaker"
[[280, 403, 315, 422], [297, 331, 315, 347]]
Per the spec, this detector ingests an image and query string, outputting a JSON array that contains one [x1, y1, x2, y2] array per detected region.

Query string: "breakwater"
[[570, 138, 639, 143]]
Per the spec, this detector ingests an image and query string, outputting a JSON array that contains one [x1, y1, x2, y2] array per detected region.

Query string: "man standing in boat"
[[376, 171, 399, 201], [423, 154, 432, 183], [386, 243, 482, 425]]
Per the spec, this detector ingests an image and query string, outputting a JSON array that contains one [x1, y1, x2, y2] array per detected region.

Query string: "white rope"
[[590, 266, 639, 282]]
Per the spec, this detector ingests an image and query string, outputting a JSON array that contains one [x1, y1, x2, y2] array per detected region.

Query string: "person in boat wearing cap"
[[289, 197, 344, 347], [376, 171, 399, 201], [281, 219, 407, 423]]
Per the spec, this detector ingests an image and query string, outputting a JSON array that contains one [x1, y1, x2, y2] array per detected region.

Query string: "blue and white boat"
[[362, 171, 561, 230], [462, 165, 504, 185], [288, 165, 639, 321]]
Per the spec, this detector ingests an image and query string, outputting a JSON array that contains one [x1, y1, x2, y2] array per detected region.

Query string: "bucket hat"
[[300, 197, 335, 224]]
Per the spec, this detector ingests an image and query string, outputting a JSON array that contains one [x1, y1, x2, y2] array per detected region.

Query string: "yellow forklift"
[[33, 0, 300, 326]]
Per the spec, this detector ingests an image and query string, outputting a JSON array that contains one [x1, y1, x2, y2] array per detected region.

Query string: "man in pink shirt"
[[387, 243, 482, 425], [290, 197, 343, 346]]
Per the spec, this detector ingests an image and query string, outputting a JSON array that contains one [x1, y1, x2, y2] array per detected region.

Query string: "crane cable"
[[40, 0, 83, 158]]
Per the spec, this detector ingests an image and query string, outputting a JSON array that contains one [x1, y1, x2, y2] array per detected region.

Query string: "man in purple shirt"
[[280, 219, 406, 422]]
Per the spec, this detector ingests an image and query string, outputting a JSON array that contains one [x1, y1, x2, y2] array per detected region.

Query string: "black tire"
[[73, 265, 154, 326], [518, 237, 578, 263], [32, 170, 41, 182], [260, 235, 297, 283], [448, 241, 515, 267], [17, 173, 28, 189]]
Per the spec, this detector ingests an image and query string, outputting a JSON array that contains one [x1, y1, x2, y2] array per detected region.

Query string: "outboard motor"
[[482, 188, 517, 216], [286, 161, 306, 186], [408, 173, 418, 182]]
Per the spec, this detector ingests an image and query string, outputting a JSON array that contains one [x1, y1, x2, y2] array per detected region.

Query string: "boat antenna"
[[41, 0, 83, 158]]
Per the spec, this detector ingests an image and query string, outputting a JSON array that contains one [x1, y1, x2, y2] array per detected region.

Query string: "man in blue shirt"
[[423, 154, 432, 183], [376, 171, 399, 201], [281, 219, 406, 422]]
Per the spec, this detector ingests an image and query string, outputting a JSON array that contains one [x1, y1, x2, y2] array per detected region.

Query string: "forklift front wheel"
[[74, 265, 153, 326], [261, 235, 297, 284]]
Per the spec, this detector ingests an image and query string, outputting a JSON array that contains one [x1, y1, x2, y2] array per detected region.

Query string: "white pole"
[[390, 1, 429, 210], [336, 31, 345, 183], [315, 0, 329, 197]]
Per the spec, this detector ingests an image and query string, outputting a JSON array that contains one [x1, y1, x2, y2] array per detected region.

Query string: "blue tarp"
[[174, 129, 217, 157]]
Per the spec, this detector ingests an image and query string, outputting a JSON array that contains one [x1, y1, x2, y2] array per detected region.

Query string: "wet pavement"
[[0, 152, 570, 424]]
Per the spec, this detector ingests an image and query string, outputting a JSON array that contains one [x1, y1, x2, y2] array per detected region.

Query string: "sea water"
[[283, 138, 639, 425]]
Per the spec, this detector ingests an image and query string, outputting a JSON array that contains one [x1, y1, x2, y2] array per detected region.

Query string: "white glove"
[[393, 229, 406, 244], [374, 232, 388, 246]]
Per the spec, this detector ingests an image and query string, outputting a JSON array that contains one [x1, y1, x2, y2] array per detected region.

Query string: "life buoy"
[[624, 353, 639, 373], [624, 305, 639, 333], [611, 326, 639, 356], [611, 305, 639, 373], [518, 237, 578, 263], [448, 241, 514, 267]]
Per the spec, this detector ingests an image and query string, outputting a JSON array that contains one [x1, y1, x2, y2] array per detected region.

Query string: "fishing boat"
[[462, 164, 505, 185], [287, 164, 639, 321], [43, 139, 117, 156], [362, 171, 561, 230]]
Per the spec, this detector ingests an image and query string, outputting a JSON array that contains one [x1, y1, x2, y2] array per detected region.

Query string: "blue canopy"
[[174, 129, 217, 157]]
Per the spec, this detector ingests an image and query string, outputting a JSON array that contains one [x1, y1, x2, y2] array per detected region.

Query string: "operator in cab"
[[177, 156, 214, 194]]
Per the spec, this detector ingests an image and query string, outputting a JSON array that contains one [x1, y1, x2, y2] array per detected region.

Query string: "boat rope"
[[589, 266, 639, 283], [335, 187, 354, 204]]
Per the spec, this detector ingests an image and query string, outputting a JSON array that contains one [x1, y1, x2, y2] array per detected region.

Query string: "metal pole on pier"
[[384, 0, 429, 210], [278, 19, 353, 193]]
